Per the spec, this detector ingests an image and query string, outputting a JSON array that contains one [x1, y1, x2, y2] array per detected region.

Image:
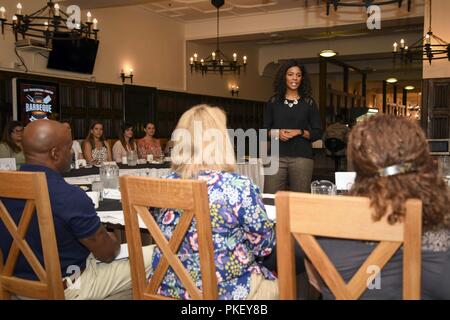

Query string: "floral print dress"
[[148, 170, 276, 300]]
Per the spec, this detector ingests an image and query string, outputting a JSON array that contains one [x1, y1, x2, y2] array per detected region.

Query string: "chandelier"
[[0, 1, 99, 48], [325, 0, 412, 15], [392, 0, 449, 65], [189, 0, 247, 75]]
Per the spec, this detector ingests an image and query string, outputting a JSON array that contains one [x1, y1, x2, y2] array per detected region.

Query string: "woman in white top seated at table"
[[62, 121, 84, 161], [82, 121, 112, 165], [112, 122, 137, 163]]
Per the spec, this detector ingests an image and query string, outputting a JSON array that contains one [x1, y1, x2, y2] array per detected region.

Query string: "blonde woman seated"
[[112, 122, 137, 163], [149, 104, 278, 300], [318, 115, 450, 299], [82, 121, 112, 165]]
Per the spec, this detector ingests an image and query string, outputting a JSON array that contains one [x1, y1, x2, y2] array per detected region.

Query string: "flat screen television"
[[13, 78, 60, 124], [47, 33, 99, 74]]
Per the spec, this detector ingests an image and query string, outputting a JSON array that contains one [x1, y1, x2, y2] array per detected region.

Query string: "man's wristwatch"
[[299, 129, 304, 137]]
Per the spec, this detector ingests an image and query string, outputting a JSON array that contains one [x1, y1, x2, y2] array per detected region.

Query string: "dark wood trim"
[[0, 71, 265, 140]]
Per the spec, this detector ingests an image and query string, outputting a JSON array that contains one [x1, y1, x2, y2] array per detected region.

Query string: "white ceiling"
[[61, 1, 319, 19], [140, 0, 318, 21], [59, 0, 424, 82]]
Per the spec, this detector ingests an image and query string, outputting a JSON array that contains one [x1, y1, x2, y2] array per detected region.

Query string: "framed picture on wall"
[[12, 78, 60, 125]]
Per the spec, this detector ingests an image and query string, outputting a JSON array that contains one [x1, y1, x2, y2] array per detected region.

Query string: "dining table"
[[62, 160, 271, 233]]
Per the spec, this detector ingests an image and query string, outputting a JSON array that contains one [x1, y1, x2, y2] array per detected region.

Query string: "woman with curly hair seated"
[[318, 115, 450, 299]]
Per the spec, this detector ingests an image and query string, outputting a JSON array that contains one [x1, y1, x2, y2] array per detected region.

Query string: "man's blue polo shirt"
[[0, 164, 101, 280]]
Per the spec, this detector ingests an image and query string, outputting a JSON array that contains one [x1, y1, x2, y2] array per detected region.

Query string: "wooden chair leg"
[[0, 250, 11, 300]]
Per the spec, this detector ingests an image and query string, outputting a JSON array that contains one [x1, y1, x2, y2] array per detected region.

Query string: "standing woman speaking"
[[264, 59, 323, 193]]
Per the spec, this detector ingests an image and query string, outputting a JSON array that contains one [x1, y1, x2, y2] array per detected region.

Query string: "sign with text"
[[14, 78, 60, 124]]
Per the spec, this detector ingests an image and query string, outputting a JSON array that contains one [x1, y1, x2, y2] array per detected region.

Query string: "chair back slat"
[[0, 171, 64, 300], [1, 200, 47, 282], [289, 194, 405, 242], [120, 176, 218, 300], [276, 191, 422, 300]]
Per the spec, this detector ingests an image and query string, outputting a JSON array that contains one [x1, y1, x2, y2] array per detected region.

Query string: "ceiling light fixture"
[[320, 49, 337, 58], [392, 0, 449, 65], [386, 77, 398, 84], [189, 0, 247, 76], [405, 85, 415, 90], [0, 1, 99, 49], [319, 29, 338, 58]]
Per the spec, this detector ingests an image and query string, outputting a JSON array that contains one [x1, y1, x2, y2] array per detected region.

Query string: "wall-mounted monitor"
[[13, 78, 60, 125], [47, 33, 99, 74]]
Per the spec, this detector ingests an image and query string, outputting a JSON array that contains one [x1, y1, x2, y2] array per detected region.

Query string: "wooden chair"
[[120, 176, 218, 300], [0, 171, 64, 300], [275, 192, 422, 300]]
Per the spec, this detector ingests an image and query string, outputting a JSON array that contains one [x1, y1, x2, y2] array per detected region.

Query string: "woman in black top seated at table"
[[319, 115, 450, 299], [263, 59, 323, 193]]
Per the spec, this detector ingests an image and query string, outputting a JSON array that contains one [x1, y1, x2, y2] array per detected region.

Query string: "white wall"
[[0, 1, 185, 90]]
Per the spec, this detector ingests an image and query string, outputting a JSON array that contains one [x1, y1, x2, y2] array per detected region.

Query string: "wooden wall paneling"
[[124, 85, 156, 138], [100, 86, 112, 110], [421, 79, 429, 134], [85, 86, 99, 110], [423, 78, 450, 139], [112, 88, 123, 112], [0, 71, 265, 142], [0, 79, 10, 133]]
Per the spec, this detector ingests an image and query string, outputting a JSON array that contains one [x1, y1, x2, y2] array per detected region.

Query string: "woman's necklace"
[[284, 97, 300, 108]]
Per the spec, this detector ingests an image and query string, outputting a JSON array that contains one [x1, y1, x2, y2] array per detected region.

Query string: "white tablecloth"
[[65, 163, 264, 192], [64, 161, 269, 227]]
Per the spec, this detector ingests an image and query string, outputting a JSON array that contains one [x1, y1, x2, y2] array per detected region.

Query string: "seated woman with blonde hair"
[[149, 104, 278, 300], [318, 115, 450, 299]]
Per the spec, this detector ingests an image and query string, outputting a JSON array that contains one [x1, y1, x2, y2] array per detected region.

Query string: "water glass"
[[100, 162, 119, 189], [91, 180, 104, 201], [311, 180, 337, 195], [127, 150, 137, 166]]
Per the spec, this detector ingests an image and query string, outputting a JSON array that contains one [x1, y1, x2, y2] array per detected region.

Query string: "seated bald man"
[[0, 120, 154, 299]]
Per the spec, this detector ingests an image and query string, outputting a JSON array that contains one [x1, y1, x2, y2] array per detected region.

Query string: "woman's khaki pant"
[[264, 156, 314, 193]]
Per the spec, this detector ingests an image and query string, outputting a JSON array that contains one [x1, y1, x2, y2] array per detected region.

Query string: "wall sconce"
[[231, 85, 239, 97], [120, 69, 133, 84]]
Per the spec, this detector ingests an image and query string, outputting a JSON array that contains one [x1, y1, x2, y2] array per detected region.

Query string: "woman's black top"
[[263, 96, 323, 159]]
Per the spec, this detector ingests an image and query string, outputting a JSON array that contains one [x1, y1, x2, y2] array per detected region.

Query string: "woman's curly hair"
[[348, 115, 450, 232], [273, 59, 312, 102]]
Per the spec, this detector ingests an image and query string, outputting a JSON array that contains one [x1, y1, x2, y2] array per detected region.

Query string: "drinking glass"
[[99, 162, 119, 189], [127, 150, 137, 166], [311, 180, 337, 195], [91, 180, 104, 201]]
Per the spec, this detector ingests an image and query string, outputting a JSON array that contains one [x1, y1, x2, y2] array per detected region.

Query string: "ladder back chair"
[[119, 176, 218, 300], [0, 171, 64, 300], [275, 192, 422, 300]]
